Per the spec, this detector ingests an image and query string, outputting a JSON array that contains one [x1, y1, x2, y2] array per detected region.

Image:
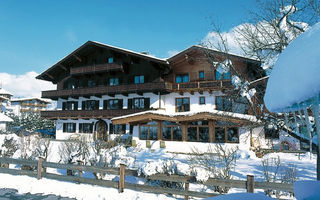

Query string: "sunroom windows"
[[138, 120, 239, 143]]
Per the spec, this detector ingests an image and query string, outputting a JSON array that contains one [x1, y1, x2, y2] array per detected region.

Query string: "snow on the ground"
[[205, 192, 274, 200], [264, 22, 320, 112], [294, 180, 320, 200], [0, 134, 317, 199], [0, 173, 179, 200]]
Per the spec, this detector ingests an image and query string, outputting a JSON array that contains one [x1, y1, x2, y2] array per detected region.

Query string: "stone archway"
[[95, 120, 108, 142]]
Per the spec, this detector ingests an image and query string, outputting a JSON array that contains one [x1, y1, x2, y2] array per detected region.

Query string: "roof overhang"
[[111, 109, 260, 126]]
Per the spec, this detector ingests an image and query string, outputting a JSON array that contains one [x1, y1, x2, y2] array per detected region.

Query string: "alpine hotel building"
[[37, 41, 268, 151]]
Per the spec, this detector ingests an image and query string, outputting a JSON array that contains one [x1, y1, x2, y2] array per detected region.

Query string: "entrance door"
[[95, 120, 108, 142]]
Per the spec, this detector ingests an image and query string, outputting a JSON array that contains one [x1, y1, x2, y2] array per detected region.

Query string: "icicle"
[[291, 111, 299, 133], [302, 104, 313, 158]]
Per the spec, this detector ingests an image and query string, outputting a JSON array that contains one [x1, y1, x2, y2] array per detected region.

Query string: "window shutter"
[[144, 98, 150, 109], [119, 99, 123, 109], [128, 99, 132, 109], [109, 123, 114, 134]]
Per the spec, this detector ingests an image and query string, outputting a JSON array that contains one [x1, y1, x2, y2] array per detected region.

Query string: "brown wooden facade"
[[37, 42, 265, 121]]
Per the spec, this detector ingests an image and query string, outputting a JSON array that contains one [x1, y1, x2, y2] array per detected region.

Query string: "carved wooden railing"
[[70, 63, 123, 75], [42, 82, 169, 100]]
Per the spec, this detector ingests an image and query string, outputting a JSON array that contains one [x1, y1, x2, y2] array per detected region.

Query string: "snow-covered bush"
[[261, 156, 296, 198], [189, 144, 238, 193], [89, 138, 135, 180], [0, 134, 19, 168]]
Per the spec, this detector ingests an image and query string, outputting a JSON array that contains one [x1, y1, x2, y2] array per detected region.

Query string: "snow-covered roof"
[[0, 113, 13, 122], [112, 109, 260, 124], [11, 97, 50, 104], [0, 88, 12, 96], [264, 22, 320, 112]]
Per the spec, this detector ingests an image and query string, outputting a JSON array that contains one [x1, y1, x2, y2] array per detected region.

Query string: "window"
[[79, 123, 93, 133], [139, 121, 158, 140], [216, 96, 232, 112], [108, 57, 114, 63], [87, 80, 96, 88], [103, 99, 123, 110], [63, 123, 76, 133], [199, 97, 206, 105], [62, 101, 78, 110], [162, 121, 182, 141], [187, 121, 209, 142], [199, 71, 204, 79], [134, 75, 144, 84], [215, 127, 226, 143], [109, 77, 119, 86], [233, 97, 249, 114], [216, 70, 231, 80], [176, 98, 190, 112], [214, 126, 239, 143], [110, 124, 126, 134], [176, 74, 189, 83], [82, 100, 99, 110], [128, 98, 150, 109]]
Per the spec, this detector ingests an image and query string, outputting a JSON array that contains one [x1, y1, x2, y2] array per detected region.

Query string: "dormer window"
[[134, 75, 144, 84], [108, 57, 114, 64], [176, 74, 189, 83]]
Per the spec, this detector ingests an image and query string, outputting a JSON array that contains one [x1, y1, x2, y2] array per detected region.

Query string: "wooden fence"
[[0, 157, 294, 199]]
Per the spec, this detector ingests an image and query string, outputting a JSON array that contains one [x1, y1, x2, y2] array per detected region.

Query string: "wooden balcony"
[[166, 80, 233, 92], [40, 109, 148, 119], [70, 63, 123, 75], [42, 82, 169, 100]]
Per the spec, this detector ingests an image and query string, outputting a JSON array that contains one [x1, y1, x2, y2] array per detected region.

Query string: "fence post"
[[246, 175, 254, 193], [119, 164, 126, 193], [77, 160, 83, 178], [37, 157, 44, 180], [184, 181, 190, 200]]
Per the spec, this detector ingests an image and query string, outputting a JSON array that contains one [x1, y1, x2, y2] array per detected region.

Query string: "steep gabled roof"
[[11, 97, 50, 104], [167, 45, 261, 64], [0, 88, 13, 97], [37, 41, 169, 83]]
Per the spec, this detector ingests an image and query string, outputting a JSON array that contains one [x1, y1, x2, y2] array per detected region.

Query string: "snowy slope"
[[264, 22, 320, 112]]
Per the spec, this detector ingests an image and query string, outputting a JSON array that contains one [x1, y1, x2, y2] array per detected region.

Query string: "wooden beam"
[[73, 54, 82, 62], [58, 64, 67, 71], [45, 73, 55, 80]]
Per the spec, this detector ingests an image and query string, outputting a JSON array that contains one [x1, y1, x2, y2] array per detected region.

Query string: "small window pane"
[[140, 126, 148, 140], [108, 57, 114, 63], [173, 126, 182, 141], [199, 127, 209, 142], [187, 127, 197, 142], [140, 75, 144, 83], [199, 71, 204, 79], [176, 75, 182, 83], [215, 127, 225, 142], [227, 127, 239, 142], [183, 74, 189, 82], [199, 97, 205, 105], [223, 71, 231, 80], [149, 126, 158, 140], [162, 127, 171, 140], [216, 71, 222, 80]]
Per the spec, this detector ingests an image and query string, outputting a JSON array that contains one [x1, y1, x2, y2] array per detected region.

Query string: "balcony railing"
[[166, 80, 233, 91], [42, 82, 169, 100], [70, 63, 123, 75], [41, 109, 148, 119]]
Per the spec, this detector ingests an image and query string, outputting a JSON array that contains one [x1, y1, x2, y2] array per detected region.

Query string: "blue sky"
[[0, 0, 256, 75]]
